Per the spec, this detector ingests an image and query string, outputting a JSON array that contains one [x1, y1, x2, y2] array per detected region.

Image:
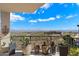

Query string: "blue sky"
[[10, 3, 79, 31]]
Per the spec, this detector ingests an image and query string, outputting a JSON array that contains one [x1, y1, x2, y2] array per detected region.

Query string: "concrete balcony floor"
[[0, 50, 59, 56]]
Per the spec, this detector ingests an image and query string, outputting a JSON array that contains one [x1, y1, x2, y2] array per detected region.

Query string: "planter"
[[22, 44, 32, 55], [59, 46, 68, 56], [0, 47, 9, 53], [42, 45, 48, 55], [35, 45, 40, 54]]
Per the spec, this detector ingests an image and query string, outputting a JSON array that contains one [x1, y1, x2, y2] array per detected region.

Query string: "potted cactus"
[[20, 37, 31, 55]]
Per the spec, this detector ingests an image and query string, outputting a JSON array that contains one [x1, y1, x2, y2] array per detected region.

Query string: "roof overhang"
[[0, 3, 44, 12]]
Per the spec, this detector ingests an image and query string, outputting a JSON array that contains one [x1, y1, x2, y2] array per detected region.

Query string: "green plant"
[[69, 46, 79, 56], [63, 35, 75, 46], [20, 37, 29, 48]]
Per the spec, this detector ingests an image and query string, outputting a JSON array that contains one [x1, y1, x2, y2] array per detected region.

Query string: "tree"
[[63, 35, 75, 47]]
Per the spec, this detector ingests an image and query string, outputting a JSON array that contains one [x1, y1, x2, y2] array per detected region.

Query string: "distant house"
[[74, 34, 79, 46], [44, 31, 62, 37]]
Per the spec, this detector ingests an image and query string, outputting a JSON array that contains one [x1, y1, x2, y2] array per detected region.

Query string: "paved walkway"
[[0, 50, 23, 56], [0, 50, 60, 56]]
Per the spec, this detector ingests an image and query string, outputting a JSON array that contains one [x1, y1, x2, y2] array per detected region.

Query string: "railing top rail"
[[11, 35, 61, 37]]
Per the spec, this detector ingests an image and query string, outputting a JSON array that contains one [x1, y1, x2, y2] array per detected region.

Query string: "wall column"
[[0, 11, 10, 48]]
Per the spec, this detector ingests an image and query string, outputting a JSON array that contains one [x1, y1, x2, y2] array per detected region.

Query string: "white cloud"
[[66, 15, 73, 19], [64, 4, 68, 7], [33, 3, 53, 14], [10, 13, 25, 22], [41, 3, 52, 9], [42, 11, 44, 14], [22, 12, 27, 14], [66, 14, 77, 19], [33, 10, 38, 14], [38, 17, 55, 22], [38, 12, 40, 14], [71, 3, 75, 6], [29, 20, 37, 23], [76, 3, 79, 6], [56, 15, 61, 19], [59, 3, 64, 5], [29, 17, 55, 23], [33, 9, 45, 14]]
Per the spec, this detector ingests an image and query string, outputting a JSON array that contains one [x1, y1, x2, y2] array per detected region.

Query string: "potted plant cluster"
[[20, 37, 31, 55], [59, 35, 74, 56], [42, 42, 49, 55], [68, 46, 79, 56], [35, 45, 40, 54]]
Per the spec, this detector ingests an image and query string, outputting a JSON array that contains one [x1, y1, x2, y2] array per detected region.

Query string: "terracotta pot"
[[42, 45, 48, 55], [22, 44, 32, 55], [0, 47, 9, 53], [35, 45, 40, 54]]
